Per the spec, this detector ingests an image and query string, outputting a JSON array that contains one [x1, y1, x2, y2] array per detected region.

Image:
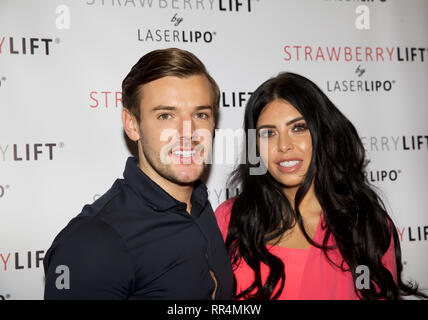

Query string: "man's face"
[[137, 75, 215, 186]]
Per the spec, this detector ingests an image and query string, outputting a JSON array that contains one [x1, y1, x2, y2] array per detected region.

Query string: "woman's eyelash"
[[293, 123, 308, 131], [258, 130, 275, 138]]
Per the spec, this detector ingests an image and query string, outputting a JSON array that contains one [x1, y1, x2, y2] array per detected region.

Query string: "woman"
[[215, 72, 425, 300]]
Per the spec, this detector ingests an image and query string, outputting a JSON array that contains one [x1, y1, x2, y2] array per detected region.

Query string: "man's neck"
[[138, 158, 194, 214]]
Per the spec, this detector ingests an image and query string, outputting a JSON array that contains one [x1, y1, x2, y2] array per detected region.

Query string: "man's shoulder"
[[78, 177, 149, 225], [78, 179, 126, 219], [45, 214, 126, 263], [45, 180, 132, 262], [43, 213, 135, 299]]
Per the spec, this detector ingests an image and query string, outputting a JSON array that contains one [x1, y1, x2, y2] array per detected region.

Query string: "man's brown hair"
[[122, 48, 220, 122]]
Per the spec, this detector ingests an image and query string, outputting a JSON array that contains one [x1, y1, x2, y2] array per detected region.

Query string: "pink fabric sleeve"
[[381, 227, 398, 284], [214, 198, 235, 241]]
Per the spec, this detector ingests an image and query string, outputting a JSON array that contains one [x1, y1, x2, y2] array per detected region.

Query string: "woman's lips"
[[276, 159, 303, 173]]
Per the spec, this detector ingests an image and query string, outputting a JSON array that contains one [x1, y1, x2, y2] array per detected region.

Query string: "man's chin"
[[170, 165, 204, 185]]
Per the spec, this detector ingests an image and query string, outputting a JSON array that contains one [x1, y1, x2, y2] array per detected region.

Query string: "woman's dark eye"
[[258, 129, 275, 138], [293, 123, 308, 132]]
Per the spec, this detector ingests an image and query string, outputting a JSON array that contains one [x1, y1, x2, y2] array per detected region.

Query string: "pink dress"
[[215, 198, 398, 300]]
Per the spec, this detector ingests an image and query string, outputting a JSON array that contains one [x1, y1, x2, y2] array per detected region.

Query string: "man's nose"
[[177, 119, 199, 149], [178, 119, 195, 139]]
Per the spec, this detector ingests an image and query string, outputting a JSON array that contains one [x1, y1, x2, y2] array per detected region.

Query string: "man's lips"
[[170, 145, 205, 164], [172, 150, 197, 160]]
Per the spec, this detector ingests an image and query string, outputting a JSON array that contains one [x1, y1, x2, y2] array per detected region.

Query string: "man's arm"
[[44, 216, 135, 299]]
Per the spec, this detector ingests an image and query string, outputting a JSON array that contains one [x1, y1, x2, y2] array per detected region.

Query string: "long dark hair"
[[226, 72, 425, 300]]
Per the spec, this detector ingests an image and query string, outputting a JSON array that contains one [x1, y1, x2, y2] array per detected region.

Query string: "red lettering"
[[304, 46, 313, 61], [315, 47, 325, 61], [386, 47, 395, 61], [344, 46, 352, 61], [281, 45, 396, 63], [326, 47, 341, 61], [0, 253, 11, 271], [283, 45, 292, 61], [101, 91, 112, 108], [365, 47, 373, 62], [89, 91, 99, 108], [293, 45, 301, 61], [355, 46, 362, 62], [115, 92, 122, 108], [397, 227, 405, 242], [376, 47, 384, 62], [0, 36, 5, 54]]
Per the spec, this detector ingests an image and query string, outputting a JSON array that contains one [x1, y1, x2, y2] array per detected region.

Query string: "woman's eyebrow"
[[256, 124, 276, 131], [286, 116, 304, 126], [257, 117, 305, 130]]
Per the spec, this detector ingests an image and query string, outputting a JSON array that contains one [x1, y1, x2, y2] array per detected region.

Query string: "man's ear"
[[122, 109, 140, 142]]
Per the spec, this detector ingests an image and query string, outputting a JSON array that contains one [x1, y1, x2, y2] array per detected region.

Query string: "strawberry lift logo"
[[86, 0, 254, 12], [0, 37, 58, 55]]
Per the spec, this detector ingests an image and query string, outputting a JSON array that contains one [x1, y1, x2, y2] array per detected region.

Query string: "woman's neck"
[[283, 182, 322, 219]]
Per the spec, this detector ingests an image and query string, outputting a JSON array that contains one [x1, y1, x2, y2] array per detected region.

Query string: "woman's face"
[[256, 99, 313, 193]]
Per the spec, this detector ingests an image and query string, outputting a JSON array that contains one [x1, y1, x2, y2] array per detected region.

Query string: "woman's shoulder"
[[214, 197, 236, 240]]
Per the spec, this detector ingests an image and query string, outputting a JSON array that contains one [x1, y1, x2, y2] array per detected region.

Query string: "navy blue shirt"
[[43, 157, 233, 299]]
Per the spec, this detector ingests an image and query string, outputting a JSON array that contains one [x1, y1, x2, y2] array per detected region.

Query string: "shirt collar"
[[123, 157, 208, 213]]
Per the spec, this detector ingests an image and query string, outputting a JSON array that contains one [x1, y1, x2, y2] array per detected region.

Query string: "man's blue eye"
[[158, 114, 172, 120], [196, 113, 209, 119]]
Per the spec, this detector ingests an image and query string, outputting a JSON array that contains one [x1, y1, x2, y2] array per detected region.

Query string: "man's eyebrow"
[[151, 105, 213, 112], [195, 105, 213, 111], [151, 106, 176, 112]]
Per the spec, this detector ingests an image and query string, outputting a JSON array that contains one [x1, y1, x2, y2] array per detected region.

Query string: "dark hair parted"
[[121, 47, 220, 122], [226, 72, 426, 300]]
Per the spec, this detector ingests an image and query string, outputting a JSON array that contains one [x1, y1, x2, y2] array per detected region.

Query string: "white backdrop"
[[0, 0, 427, 300]]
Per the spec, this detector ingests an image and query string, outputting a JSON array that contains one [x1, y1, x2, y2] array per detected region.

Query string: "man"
[[43, 48, 234, 299]]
